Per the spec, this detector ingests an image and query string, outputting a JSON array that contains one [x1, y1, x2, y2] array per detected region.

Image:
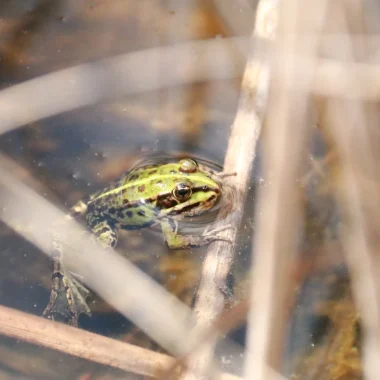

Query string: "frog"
[[42, 157, 234, 326]]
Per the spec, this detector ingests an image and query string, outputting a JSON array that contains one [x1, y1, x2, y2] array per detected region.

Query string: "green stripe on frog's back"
[[92, 163, 220, 202]]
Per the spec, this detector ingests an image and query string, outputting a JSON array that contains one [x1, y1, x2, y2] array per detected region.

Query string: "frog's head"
[[155, 158, 222, 218]]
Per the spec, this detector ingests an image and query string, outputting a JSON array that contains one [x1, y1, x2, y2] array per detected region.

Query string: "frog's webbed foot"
[[70, 272, 91, 300], [43, 262, 91, 327], [162, 219, 236, 249], [202, 224, 236, 243], [184, 224, 235, 247]]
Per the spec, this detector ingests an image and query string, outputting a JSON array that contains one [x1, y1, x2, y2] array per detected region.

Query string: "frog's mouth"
[[173, 196, 223, 232], [176, 194, 220, 218]]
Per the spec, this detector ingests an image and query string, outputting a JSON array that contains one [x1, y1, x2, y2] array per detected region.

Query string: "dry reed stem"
[[0, 304, 244, 380], [2, 37, 380, 138], [0, 38, 246, 135], [243, 0, 328, 378], [159, 299, 290, 380], [321, 2, 380, 379], [180, 1, 277, 378]]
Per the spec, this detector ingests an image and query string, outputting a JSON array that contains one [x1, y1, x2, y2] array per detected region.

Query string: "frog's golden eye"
[[179, 158, 198, 173], [173, 183, 192, 201]]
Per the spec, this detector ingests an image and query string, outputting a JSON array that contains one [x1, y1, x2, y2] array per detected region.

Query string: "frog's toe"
[[202, 224, 236, 237], [43, 273, 91, 327]]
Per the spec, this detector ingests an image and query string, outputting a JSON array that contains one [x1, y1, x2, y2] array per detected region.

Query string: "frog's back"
[[85, 160, 221, 230], [85, 165, 165, 230]]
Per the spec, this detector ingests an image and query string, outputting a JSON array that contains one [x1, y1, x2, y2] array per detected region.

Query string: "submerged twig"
[[0, 304, 244, 380], [0, 305, 172, 378]]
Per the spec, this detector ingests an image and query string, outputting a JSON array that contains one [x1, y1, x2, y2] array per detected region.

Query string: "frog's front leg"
[[87, 214, 118, 248], [160, 218, 232, 249]]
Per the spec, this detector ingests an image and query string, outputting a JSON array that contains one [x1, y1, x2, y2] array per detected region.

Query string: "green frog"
[[43, 157, 233, 326]]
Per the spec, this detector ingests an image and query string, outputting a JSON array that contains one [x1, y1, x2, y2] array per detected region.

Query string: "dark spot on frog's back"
[[124, 202, 140, 208], [128, 174, 139, 181], [143, 196, 156, 204], [148, 170, 157, 175], [95, 226, 111, 237], [86, 203, 95, 213], [126, 211, 133, 218], [97, 194, 112, 205], [138, 185, 145, 192], [137, 210, 146, 216]]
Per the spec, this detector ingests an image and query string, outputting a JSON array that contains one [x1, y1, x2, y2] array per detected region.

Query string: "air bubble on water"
[[221, 356, 232, 365], [71, 170, 81, 180]]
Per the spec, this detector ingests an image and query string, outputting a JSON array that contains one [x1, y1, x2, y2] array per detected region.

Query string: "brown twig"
[[0, 304, 244, 380], [0, 305, 172, 377]]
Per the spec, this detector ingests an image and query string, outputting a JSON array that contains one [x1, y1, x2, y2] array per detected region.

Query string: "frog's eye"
[[179, 158, 198, 173], [173, 183, 192, 201]]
